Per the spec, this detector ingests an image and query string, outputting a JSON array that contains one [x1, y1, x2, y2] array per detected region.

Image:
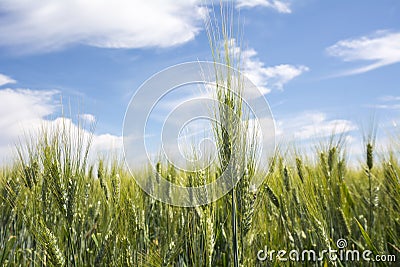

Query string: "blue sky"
[[0, 0, 399, 164]]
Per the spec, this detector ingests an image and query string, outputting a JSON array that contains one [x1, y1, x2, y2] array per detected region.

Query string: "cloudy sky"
[[0, 0, 399, 165]]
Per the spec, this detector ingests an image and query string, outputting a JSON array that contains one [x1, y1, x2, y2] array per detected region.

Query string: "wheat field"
[[0, 124, 399, 266]]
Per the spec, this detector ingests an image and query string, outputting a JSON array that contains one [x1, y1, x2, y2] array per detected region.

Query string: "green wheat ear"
[[97, 159, 109, 201], [366, 143, 373, 171]]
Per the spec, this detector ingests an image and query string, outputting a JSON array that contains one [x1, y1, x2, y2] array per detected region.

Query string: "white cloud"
[[374, 104, 400, 110], [0, 88, 122, 165], [272, 111, 360, 164], [379, 95, 400, 102], [79, 113, 96, 124], [91, 133, 123, 156], [0, 89, 58, 139], [0, 0, 207, 53], [0, 0, 297, 54], [238, 44, 309, 94], [0, 73, 16, 86], [236, 0, 291, 13], [327, 30, 400, 75], [372, 95, 400, 110], [269, 110, 399, 166], [0, 88, 57, 164], [276, 111, 357, 141]]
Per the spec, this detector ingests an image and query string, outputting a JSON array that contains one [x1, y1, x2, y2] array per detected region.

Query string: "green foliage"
[[0, 128, 399, 266]]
